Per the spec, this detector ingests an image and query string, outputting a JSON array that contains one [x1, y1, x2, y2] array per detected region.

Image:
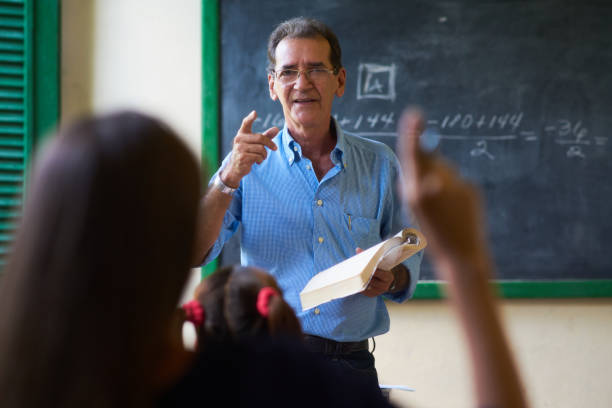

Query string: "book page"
[[301, 239, 388, 292], [300, 228, 427, 310]]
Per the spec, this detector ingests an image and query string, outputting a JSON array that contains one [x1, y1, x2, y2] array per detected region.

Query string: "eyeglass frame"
[[272, 66, 340, 86]]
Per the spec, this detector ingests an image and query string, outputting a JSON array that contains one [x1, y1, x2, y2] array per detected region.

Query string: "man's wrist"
[[388, 275, 397, 292], [387, 264, 409, 293], [212, 173, 237, 196]]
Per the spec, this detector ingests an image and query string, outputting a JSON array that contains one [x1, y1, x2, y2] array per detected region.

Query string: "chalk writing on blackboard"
[[470, 140, 494, 160], [252, 112, 608, 161], [357, 63, 397, 101]]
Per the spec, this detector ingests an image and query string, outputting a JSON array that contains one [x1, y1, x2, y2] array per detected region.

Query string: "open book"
[[299, 228, 427, 311]]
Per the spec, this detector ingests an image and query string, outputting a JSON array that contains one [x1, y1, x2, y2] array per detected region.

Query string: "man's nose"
[[293, 70, 313, 89]]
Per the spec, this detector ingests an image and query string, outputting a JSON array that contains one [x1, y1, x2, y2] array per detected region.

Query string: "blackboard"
[[215, 0, 612, 295]]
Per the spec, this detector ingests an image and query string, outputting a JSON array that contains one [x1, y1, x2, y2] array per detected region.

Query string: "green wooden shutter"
[[0, 0, 30, 269]]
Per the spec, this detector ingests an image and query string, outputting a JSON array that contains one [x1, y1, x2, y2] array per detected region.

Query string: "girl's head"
[[0, 110, 201, 407], [188, 265, 302, 342]]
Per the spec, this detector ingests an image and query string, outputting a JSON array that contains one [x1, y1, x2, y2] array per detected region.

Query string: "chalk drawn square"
[[357, 63, 396, 101]]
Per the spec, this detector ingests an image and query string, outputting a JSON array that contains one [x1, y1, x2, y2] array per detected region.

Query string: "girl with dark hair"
[[0, 111, 201, 408], [182, 265, 302, 348]]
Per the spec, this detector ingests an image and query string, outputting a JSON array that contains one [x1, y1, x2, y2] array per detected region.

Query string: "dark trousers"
[[303, 335, 380, 392]]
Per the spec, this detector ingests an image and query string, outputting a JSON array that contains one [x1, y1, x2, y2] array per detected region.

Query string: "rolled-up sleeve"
[[200, 156, 243, 266]]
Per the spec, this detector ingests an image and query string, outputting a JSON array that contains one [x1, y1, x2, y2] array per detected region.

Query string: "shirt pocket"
[[343, 212, 381, 251]]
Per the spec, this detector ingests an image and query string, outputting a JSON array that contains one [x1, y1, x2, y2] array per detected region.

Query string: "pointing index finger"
[[239, 110, 257, 134]]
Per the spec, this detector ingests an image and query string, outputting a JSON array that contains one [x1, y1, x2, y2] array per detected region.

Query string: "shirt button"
[[306, 164, 311, 170], [293, 146, 298, 152], [314, 308, 320, 315], [318, 237, 324, 244], [316, 199, 323, 206]]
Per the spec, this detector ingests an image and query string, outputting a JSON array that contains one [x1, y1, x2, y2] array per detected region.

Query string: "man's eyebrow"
[[278, 62, 327, 70]]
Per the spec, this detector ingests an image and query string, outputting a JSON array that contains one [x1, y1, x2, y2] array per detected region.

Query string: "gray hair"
[[267, 16, 342, 73]]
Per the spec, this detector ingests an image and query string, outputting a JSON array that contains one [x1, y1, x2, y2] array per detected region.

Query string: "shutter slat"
[[0, 125, 24, 132], [0, 77, 24, 87], [0, 174, 21, 182], [0, 186, 21, 194], [0, 41, 23, 52], [0, 198, 20, 207], [0, 209, 20, 218], [0, 162, 23, 170], [0, 7, 24, 16], [0, 53, 23, 63], [0, 141, 24, 148], [0, 29, 23, 40], [0, 66, 22, 75], [0, 114, 23, 122], [0, 102, 23, 110], [0, 234, 14, 242], [0, 149, 24, 158], [0, 17, 23, 28], [0, 89, 23, 98]]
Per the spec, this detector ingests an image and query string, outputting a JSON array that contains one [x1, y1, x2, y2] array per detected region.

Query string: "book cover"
[[299, 228, 427, 311]]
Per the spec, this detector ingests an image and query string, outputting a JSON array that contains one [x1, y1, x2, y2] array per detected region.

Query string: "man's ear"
[[268, 73, 278, 101], [335, 67, 346, 98]]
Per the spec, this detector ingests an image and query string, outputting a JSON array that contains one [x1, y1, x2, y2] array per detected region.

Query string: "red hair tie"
[[256, 286, 279, 318], [182, 300, 205, 327]]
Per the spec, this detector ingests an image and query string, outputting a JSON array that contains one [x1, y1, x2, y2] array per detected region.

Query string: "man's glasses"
[[273, 67, 338, 86]]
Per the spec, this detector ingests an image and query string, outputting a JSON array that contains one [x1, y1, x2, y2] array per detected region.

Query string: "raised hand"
[[220, 110, 279, 187], [397, 107, 488, 273]]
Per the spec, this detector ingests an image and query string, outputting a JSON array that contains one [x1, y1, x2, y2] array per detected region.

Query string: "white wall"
[[377, 299, 612, 408], [61, 1, 612, 407], [62, 0, 202, 302], [62, 0, 201, 155]]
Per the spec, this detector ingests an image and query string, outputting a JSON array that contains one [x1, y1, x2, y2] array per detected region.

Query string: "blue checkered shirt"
[[203, 118, 423, 342]]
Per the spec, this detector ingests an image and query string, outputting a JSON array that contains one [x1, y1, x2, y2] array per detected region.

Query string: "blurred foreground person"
[[397, 108, 528, 408], [0, 111, 201, 407]]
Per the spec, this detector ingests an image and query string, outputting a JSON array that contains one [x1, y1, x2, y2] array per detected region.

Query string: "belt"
[[303, 334, 369, 355]]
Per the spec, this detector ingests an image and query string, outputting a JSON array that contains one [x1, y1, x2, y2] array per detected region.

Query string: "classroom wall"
[[61, 0, 202, 303], [61, 2, 612, 407]]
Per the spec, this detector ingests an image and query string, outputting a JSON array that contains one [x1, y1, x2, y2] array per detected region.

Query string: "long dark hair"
[[0, 111, 200, 407]]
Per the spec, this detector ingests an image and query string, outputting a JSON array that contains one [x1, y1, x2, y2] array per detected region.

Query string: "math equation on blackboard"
[[252, 110, 608, 161]]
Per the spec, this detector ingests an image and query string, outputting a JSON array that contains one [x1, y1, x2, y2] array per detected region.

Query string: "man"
[[194, 17, 423, 384]]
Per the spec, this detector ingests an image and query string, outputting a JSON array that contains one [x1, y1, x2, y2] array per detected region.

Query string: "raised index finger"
[[398, 106, 427, 179], [239, 110, 257, 134]]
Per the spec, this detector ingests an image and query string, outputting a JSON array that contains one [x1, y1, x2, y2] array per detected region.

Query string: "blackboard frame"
[[201, 0, 612, 299]]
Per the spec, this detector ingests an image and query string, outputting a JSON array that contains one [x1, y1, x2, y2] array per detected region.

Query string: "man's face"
[[268, 36, 346, 133]]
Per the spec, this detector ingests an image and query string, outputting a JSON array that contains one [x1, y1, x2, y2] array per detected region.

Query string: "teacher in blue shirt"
[[194, 16, 423, 385]]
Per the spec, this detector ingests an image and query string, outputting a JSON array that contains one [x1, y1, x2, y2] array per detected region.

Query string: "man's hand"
[[220, 110, 279, 187], [356, 247, 395, 297]]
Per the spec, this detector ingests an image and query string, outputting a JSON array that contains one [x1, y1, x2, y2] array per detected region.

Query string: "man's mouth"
[[293, 98, 317, 104]]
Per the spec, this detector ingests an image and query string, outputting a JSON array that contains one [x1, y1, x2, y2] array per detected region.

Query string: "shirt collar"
[[281, 125, 301, 165], [281, 117, 346, 169]]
